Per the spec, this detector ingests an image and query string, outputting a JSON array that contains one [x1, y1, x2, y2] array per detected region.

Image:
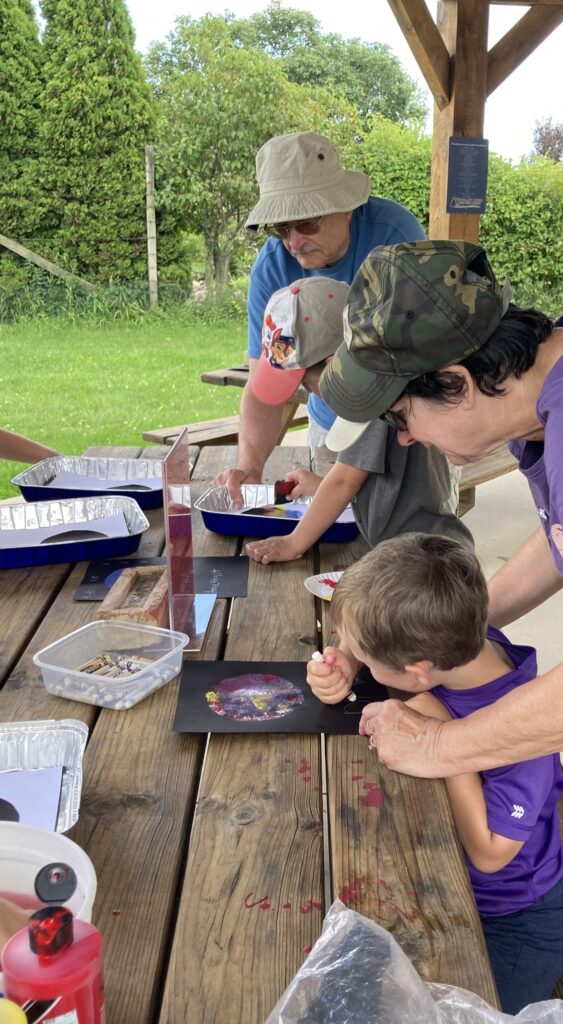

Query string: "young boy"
[[245, 278, 472, 565], [307, 532, 563, 1014]]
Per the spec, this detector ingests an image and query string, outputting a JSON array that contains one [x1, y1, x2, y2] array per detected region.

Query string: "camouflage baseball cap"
[[319, 240, 512, 423]]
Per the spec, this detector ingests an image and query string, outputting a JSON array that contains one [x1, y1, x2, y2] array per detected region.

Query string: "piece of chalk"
[[347, 691, 357, 702]]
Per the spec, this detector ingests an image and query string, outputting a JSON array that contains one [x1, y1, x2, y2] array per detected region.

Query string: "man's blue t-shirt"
[[247, 197, 426, 429]]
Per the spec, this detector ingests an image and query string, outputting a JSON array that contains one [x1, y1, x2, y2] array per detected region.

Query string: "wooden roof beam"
[[387, 0, 451, 109], [488, 5, 563, 95]]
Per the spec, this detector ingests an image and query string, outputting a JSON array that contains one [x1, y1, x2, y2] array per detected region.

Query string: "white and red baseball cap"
[[250, 277, 349, 406]]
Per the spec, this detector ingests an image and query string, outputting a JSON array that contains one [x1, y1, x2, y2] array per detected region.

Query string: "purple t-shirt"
[[432, 626, 563, 917], [508, 354, 563, 576]]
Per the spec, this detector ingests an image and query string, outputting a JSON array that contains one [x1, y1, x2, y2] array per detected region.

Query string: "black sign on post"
[[446, 137, 489, 214]]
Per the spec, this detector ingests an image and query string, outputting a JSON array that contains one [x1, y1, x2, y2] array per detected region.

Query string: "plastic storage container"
[[33, 620, 190, 709]]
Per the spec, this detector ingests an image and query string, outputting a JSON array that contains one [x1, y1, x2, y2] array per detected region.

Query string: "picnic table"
[[0, 442, 498, 1022]]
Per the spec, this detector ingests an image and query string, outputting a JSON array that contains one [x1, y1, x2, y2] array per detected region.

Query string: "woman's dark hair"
[[402, 305, 553, 405], [0, 798, 20, 822]]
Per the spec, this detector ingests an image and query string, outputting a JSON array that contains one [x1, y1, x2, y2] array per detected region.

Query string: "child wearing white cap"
[[246, 277, 472, 565]]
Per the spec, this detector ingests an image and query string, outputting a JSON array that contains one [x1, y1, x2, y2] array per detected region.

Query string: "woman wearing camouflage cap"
[[319, 239, 563, 777]]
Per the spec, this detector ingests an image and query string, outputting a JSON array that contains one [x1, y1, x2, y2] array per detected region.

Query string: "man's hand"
[[246, 534, 304, 564], [213, 467, 260, 508], [359, 699, 449, 777], [307, 646, 356, 704]]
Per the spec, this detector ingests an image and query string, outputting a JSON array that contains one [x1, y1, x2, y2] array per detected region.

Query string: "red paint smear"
[[298, 758, 311, 775], [377, 880, 387, 886], [303, 945, 313, 954], [337, 877, 366, 903], [351, 775, 363, 781], [259, 903, 271, 911], [299, 900, 323, 914], [351, 760, 364, 764], [111, 908, 121, 916], [244, 892, 271, 909], [360, 786, 384, 807], [302, 775, 311, 782], [282, 903, 292, 909], [408, 891, 417, 898]]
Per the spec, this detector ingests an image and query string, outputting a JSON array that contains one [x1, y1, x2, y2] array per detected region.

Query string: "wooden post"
[[429, 0, 489, 241], [145, 145, 158, 310]]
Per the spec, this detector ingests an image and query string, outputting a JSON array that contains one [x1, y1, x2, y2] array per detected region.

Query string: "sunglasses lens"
[[265, 217, 322, 239]]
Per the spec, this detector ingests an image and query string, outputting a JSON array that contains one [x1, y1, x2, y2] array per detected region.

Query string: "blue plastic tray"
[[194, 485, 358, 542], [12, 456, 163, 510], [0, 496, 149, 570]]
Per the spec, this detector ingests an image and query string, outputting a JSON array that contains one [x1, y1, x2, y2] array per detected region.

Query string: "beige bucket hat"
[[245, 131, 371, 229]]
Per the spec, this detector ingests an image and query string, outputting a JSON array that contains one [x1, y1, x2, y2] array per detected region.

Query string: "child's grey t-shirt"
[[336, 420, 473, 548]]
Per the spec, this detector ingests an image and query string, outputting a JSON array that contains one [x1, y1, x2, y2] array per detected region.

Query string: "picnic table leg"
[[275, 398, 304, 445], [458, 486, 476, 518]]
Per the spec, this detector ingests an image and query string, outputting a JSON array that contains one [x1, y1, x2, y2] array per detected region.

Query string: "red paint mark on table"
[[244, 892, 271, 910], [303, 945, 313, 955], [282, 903, 292, 909], [360, 782, 384, 808], [337, 877, 366, 904], [299, 899, 323, 914], [351, 760, 364, 765], [298, 758, 311, 775], [351, 775, 363, 781]]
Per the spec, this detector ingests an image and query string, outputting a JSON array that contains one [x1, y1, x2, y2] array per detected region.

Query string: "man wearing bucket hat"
[[244, 276, 471, 566], [318, 239, 563, 778], [214, 130, 425, 505]]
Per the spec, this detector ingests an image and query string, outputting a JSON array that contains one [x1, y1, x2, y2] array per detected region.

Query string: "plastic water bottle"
[[2, 906, 104, 1023]]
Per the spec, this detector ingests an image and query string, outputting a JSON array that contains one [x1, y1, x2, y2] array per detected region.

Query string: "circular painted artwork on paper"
[[206, 673, 304, 722]]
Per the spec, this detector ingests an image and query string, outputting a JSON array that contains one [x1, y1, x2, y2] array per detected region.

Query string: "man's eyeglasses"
[[264, 216, 324, 240], [381, 408, 409, 432]]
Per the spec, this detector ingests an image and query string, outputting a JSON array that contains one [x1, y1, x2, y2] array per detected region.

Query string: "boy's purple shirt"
[[433, 626, 563, 916]]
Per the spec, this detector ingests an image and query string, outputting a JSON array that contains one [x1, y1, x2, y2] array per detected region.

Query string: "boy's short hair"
[[331, 533, 488, 671]]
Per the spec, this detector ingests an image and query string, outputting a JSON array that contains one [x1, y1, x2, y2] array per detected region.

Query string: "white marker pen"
[[311, 651, 357, 701]]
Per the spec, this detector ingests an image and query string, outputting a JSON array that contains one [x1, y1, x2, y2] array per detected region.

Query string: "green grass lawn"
[[0, 314, 247, 498]]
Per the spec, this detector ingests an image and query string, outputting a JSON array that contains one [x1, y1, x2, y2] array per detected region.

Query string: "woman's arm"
[[363, 659, 563, 778], [487, 526, 563, 628]]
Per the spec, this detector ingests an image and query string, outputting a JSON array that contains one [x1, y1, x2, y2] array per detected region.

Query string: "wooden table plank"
[[160, 447, 326, 1024]]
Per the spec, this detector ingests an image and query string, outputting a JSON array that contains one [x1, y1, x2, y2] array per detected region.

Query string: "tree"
[[228, 3, 427, 127], [147, 16, 362, 300], [39, 0, 156, 281], [0, 0, 44, 245], [533, 118, 563, 162]]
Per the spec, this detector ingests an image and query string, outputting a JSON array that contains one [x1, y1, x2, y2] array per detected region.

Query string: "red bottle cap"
[[29, 906, 74, 956]]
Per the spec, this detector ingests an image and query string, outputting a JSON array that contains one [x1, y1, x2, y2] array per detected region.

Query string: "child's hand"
[[307, 646, 355, 704], [284, 468, 323, 499], [246, 535, 304, 564]]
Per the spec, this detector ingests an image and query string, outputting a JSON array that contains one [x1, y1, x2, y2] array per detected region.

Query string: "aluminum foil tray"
[[0, 719, 88, 832], [12, 456, 163, 510], [194, 484, 358, 542], [0, 496, 149, 570]]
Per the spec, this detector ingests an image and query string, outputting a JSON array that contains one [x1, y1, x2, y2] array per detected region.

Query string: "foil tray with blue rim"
[[12, 455, 164, 509], [194, 484, 358, 542], [0, 496, 149, 569]]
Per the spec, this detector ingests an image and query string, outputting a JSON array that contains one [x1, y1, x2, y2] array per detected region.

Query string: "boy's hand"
[[284, 468, 322, 499], [307, 646, 355, 704], [246, 535, 304, 564]]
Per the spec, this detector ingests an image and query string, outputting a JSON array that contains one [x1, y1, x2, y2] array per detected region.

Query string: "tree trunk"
[[213, 248, 230, 303]]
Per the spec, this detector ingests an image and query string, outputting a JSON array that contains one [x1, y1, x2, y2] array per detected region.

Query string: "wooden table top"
[[201, 365, 309, 404], [0, 443, 498, 1022]]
